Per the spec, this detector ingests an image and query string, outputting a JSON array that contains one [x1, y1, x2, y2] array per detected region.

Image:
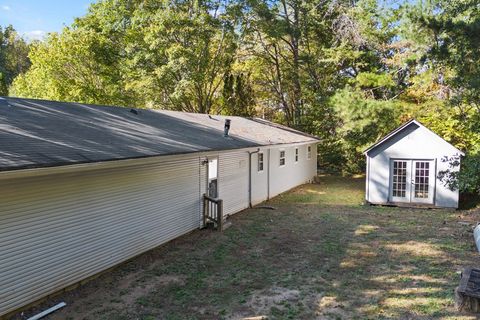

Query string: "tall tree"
[[12, 0, 237, 113], [409, 0, 480, 193], [12, 28, 129, 105], [221, 72, 256, 117], [124, 0, 237, 113], [241, 0, 343, 127], [0, 25, 30, 95]]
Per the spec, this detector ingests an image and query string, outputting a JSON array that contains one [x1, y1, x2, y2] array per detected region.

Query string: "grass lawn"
[[20, 176, 480, 320]]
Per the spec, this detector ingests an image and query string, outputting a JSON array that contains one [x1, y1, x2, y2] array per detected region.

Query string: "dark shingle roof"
[[0, 97, 317, 171]]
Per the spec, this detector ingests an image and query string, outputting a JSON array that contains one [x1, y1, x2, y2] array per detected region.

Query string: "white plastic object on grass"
[[27, 302, 66, 320], [473, 224, 480, 253]]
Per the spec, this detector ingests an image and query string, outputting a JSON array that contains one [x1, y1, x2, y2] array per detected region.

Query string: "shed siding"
[[366, 125, 460, 208], [0, 157, 201, 316], [218, 150, 249, 216]]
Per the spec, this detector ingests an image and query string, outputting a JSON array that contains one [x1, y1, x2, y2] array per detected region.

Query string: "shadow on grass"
[[460, 192, 480, 210], [327, 208, 474, 319], [138, 207, 356, 319]]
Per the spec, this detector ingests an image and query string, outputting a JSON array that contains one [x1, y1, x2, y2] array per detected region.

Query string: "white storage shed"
[[364, 119, 463, 208], [0, 97, 318, 317]]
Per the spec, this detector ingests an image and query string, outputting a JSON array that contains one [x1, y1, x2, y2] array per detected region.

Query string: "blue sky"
[[0, 0, 96, 41]]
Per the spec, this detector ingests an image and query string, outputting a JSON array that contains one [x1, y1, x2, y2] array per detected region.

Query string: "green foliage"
[[12, 0, 237, 112], [221, 72, 256, 117], [329, 87, 403, 173], [5, 0, 480, 193], [0, 73, 7, 96], [413, 0, 480, 108], [12, 29, 129, 105], [241, 0, 343, 127], [0, 25, 30, 95], [124, 0, 238, 112], [408, 0, 480, 193], [438, 153, 480, 194]]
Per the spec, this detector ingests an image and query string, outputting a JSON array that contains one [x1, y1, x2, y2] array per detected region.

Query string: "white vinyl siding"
[[218, 150, 249, 216], [268, 143, 317, 198], [0, 157, 201, 316], [0, 142, 318, 316]]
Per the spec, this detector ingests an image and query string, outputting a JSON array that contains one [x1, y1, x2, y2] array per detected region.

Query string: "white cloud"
[[1, 5, 10, 11], [24, 30, 47, 42]]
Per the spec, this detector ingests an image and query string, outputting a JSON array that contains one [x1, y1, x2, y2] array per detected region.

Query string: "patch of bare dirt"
[[45, 274, 186, 320], [228, 287, 354, 320], [315, 295, 352, 319], [121, 274, 186, 306], [228, 287, 301, 320]]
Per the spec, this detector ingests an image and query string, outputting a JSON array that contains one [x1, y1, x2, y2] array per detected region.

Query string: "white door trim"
[[389, 159, 411, 203], [411, 160, 435, 204], [389, 159, 435, 204]]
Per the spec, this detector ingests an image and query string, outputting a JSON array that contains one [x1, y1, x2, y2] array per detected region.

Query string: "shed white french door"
[[390, 160, 411, 202], [389, 159, 434, 204]]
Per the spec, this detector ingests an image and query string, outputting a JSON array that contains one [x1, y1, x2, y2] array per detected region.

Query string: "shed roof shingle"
[[0, 97, 317, 171]]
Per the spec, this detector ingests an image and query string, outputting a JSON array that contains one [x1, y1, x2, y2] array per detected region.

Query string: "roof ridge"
[[249, 118, 320, 141]]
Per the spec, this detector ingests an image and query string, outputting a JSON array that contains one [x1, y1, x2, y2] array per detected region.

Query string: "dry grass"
[[13, 175, 480, 320]]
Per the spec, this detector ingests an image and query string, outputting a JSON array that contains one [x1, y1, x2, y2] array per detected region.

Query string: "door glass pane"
[[392, 160, 407, 198], [414, 161, 429, 198], [258, 153, 264, 172], [208, 159, 218, 198], [208, 159, 218, 180]]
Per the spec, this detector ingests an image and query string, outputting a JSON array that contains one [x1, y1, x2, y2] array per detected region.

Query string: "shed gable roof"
[[364, 119, 464, 156], [0, 97, 318, 171]]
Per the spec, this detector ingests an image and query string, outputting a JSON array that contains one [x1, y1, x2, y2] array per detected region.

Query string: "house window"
[[307, 145, 312, 160], [279, 150, 286, 166], [295, 148, 299, 162], [258, 152, 264, 172]]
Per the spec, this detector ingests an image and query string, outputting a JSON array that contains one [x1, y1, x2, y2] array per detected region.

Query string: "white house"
[[0, 97, 317, 317], [364, 119, 463, 208]]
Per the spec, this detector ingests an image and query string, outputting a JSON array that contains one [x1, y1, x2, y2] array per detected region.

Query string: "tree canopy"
[[4, 0, 480, 193], [0, 25, 30, 95]]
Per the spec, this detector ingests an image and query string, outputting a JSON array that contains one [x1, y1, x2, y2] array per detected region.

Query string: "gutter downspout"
[[248, 148, 261, 208], [267, 148, 271, 200]]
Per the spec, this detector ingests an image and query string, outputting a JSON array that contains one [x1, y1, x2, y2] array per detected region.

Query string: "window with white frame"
[[279, 150, 286, 166], [258, 152, 264, 172], [295, 148, 299, 162], [307, 145, 312, 159]]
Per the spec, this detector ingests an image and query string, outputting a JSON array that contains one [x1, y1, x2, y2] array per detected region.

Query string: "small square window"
[[279, 150, 285, 166], [258, 152, 264, 172], [295, 148, 299, 162], [307, 146, 312, 160]]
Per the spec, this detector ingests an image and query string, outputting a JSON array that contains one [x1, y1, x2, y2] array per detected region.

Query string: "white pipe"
[[27, 302, 66, 320], [474, 224, 480, 253], [248, 148, 261, 207]]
